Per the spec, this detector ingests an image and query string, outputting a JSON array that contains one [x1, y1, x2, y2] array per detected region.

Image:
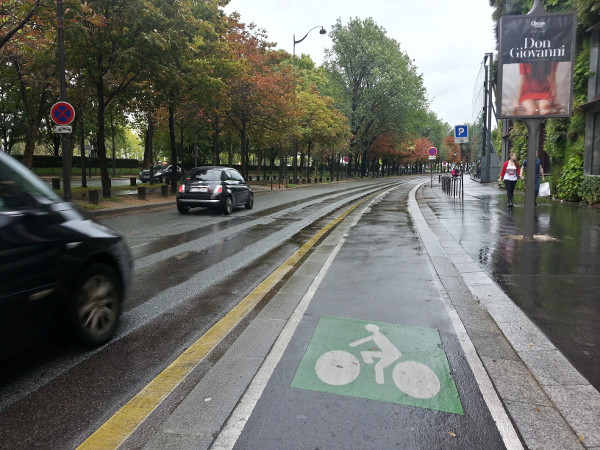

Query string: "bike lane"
[[215, 183, 515, 449]]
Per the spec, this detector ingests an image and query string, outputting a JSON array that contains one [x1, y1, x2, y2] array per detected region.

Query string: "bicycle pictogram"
[[292, 316, 463, 414], [315, 323, 441, 399]]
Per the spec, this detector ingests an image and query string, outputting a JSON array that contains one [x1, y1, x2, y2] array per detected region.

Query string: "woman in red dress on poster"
[[515, 61, 558, 115]]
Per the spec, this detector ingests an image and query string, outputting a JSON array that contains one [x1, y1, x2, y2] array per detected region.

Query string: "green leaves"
[[324, 17, 429, 160]]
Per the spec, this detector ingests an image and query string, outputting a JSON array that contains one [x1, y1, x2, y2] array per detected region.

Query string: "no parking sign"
[[51, 102, 75, 125]]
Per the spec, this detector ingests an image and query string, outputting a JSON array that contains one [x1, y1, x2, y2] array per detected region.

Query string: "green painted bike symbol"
[[315, 324, 441, 399]]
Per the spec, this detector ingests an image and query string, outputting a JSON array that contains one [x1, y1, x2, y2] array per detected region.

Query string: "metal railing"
[[441, 174, 464, 198]]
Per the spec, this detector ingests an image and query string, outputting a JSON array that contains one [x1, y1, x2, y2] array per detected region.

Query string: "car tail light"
[[178, 184, 185, 193], [214, 185, 223, 194]]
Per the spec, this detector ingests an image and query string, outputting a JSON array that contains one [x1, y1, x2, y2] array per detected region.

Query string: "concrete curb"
[[412, 181, 600, 449]]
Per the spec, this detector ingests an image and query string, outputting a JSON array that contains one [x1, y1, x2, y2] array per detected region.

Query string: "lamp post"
[[292, 25, 326, 184]]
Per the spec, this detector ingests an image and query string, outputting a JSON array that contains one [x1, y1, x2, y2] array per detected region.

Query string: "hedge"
[[11, 154, 140, 169]]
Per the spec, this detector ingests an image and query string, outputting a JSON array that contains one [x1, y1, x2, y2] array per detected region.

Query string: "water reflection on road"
[[438, 194, 600, 391]]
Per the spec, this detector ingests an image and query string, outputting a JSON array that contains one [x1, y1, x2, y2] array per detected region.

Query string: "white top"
[[503, 165, 518, 181]]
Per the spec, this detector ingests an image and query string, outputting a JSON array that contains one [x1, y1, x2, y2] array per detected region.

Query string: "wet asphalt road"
[[1, 175, 598, 448], [0, 178, 401, 448], [212, 178, 507, 449]]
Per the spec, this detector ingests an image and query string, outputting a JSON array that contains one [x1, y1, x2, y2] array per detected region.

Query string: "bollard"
[[137, 186, 146, 200], [52, 178, 60, 190], [88, 190, 99, 205], [161, 184, 169, 197], [129, 177, 137, 186]]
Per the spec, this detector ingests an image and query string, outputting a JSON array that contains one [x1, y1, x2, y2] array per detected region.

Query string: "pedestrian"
[[520, 157, 545, 204], [498, 152, 520, 207]]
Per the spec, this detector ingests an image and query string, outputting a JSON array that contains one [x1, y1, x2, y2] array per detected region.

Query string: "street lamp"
[[291, 25, 326, 184], [293, 26, 326, 74]]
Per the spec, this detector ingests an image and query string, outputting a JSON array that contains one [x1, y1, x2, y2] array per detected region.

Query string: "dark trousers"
[[504, 179, 517, 203]]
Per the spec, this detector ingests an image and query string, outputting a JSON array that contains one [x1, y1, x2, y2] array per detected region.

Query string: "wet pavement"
[[74, 175, 600, 448], [418, 176, 600, 393]]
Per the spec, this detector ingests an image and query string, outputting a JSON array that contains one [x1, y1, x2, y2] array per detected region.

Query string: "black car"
[[176, 166, 254, 215], [139, 164, 182, 183], [0, 152, 132, 356]]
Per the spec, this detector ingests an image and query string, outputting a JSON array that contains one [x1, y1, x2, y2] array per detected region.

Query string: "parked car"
[[176, 166, 254, 215], [0, 152, 132, 356], [139, 164, 182, 183]]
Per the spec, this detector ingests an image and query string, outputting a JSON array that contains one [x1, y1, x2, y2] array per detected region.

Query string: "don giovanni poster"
[[498, 13, 576, 119]]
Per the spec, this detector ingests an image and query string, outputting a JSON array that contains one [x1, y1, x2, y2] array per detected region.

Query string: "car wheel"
[[69, 263, 121, 347], [224, 196, 233, 215], [177, 202, 190, 214], [245, 192, 254, 209]]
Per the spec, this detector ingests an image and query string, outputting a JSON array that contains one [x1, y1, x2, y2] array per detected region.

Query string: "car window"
[[188, 168, 223, 181], [229, 170, 245, 183], [0, 153, 63, 212]]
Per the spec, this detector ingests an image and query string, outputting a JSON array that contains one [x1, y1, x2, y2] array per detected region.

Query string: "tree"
[[324, 17, 429, 176], [65, 0, 172, 197], [225, 20, 295, 177], [296, 86, 351, 179], [0, 0, 41, 50], [1, 0, 57, 168]]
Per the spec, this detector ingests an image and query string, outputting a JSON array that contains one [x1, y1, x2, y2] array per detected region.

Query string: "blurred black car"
[[176, 166, 254, 215], [139, 164, 182, 183], [0, 152, 132, 356]]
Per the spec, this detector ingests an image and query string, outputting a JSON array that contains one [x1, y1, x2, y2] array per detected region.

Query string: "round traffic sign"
[[51, 102, 75, 125], [428, 147, 437, 156]]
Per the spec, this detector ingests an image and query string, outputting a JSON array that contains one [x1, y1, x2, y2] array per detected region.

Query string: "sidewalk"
[[415, 177, 600, 448], [136, 176, 599, 449]]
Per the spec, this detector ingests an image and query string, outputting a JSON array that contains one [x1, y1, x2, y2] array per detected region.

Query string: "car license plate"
[[190, 187, 208, 193]]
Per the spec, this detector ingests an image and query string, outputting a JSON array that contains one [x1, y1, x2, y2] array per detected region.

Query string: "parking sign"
[[454, 125, 468, 143]]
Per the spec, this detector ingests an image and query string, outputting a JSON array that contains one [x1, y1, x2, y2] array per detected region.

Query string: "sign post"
[[454, 125, 469, 144], [428, 147, 437, 186], [55, 0, 73, 200], [497, 0, 576, 239]]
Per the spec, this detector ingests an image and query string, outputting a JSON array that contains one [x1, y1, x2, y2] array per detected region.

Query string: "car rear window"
[[188, 168, 223, 181], [1, 153, 63, 211]]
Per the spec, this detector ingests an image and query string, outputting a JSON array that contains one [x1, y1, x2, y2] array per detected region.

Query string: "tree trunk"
[[212, 129, 220, 165], [96, 92, 111, 198], [143, 110, 154, 168], [239, 127, 248, 178], [169, 103, 178, 192]]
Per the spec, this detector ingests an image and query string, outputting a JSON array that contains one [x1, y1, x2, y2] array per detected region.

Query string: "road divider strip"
[[77, 195, 373, 450]]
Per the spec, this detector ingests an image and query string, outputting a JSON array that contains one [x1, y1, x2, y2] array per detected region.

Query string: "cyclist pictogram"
[[291, 316, 463, 414], [315, 323, 441, 399]]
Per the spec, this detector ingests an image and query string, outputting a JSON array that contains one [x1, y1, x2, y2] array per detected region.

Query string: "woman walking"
[[499, 152, 520, 207]]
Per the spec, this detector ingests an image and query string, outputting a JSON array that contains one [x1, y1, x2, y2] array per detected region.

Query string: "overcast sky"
[[223, 0, 497, 128]]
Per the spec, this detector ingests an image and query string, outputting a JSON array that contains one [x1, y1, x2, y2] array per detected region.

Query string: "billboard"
[[498, 13, 577, 119]]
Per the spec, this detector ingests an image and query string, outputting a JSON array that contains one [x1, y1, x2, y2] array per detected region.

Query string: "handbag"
[[539, 181, 550, 197]]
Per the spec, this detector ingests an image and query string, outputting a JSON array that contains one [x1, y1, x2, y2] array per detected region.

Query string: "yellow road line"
[[78, 196, 370, 449]]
